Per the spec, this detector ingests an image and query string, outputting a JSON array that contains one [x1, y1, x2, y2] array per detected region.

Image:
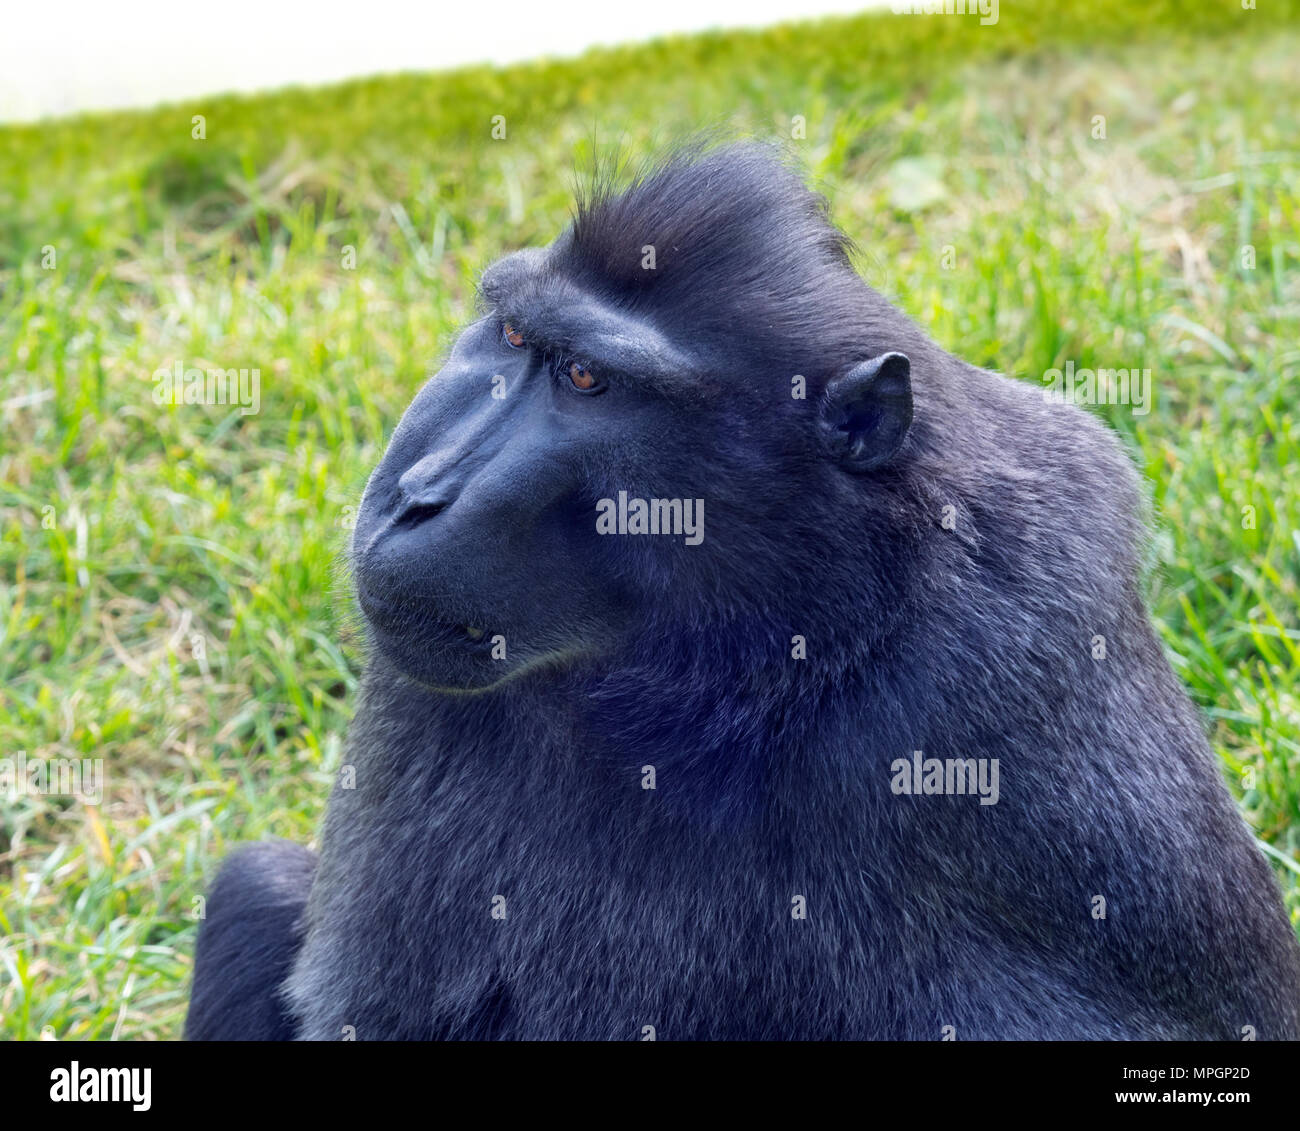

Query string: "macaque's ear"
[[819, 352, 912, 472]]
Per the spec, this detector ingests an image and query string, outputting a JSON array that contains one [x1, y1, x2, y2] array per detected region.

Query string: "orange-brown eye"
[[568, 362, 597, 391], [503, 322, 524, 348]]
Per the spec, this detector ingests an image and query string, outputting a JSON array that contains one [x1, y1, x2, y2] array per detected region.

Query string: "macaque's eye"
[[503, 322, 525, 348], [567, 362, 601, 392]]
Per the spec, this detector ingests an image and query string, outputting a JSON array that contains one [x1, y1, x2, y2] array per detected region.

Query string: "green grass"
[[2, 0, 1299, 1039]]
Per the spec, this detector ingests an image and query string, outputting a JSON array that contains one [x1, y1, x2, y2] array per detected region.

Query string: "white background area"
[[1, 0, 891, 122]]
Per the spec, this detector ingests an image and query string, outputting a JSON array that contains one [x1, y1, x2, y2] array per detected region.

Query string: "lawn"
[[2, 0, 1299, 1039]]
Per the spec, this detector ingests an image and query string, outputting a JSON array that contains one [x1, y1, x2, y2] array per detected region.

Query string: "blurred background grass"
[[2, 0, 1299, 1038]]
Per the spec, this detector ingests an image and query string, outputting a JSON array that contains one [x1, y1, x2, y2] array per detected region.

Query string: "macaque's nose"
[[394, 453, 464, 527]]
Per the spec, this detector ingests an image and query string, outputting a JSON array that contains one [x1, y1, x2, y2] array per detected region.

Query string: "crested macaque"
[[187, 145, 1300, 1041]]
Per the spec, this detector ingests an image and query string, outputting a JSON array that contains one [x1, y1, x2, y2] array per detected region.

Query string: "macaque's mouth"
[[434, 622, 494, 650], [356, 586, 495, 652]]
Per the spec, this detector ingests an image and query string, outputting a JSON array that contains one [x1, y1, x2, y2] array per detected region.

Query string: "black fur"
[[185, 840, 315, 1040], [188, 144, 1300, 1040]]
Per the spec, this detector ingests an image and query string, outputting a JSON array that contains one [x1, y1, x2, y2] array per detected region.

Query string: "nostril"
[[393, 500, 448, 529]]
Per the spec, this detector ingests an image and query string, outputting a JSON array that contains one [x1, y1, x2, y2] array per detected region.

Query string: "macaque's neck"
[[350, 642, 903, 832]]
